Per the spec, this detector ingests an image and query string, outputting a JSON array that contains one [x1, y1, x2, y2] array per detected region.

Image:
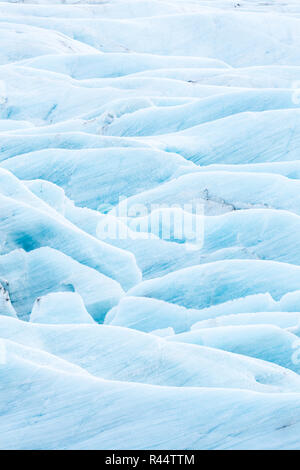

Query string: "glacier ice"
[[0, 247, 124, 321], [2, 0, 300, 451], [30, 292, 95, 325]]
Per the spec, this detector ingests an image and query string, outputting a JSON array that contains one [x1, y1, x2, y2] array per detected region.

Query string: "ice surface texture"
[[1, 0, 300, 450]]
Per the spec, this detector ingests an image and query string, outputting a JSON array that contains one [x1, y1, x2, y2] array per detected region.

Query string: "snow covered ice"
[[2, 0, 300, 451]]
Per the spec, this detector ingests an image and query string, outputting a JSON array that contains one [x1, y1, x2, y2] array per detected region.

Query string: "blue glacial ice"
[[2, 0, 300, 450]]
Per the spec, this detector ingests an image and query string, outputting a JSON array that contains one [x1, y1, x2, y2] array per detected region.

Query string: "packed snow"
[[1, 0, 300, 450]]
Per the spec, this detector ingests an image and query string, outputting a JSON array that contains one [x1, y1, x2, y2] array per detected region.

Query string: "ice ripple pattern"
[[1, 0, 300, 450]]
